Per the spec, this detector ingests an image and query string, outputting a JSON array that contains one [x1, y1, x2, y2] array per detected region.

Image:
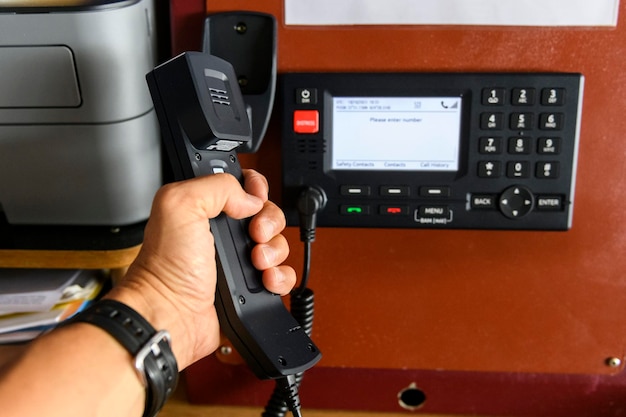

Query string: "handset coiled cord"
[[262, 187, 326, 417]]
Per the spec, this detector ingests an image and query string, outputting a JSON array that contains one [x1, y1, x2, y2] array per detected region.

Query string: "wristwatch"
[[63, 299, 179, 417]]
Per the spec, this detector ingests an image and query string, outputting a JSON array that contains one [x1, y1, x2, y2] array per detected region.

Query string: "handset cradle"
[[146, 52, 321, 381]]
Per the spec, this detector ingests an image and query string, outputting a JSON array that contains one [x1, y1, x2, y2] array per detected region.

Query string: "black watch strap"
[[65, 299, 179, 417]]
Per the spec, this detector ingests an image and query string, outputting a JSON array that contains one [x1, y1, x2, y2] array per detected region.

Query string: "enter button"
[[536, 195, 564, 211]]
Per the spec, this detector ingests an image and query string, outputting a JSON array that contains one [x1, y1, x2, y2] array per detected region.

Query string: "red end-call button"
[[293, 110, 319, 134]]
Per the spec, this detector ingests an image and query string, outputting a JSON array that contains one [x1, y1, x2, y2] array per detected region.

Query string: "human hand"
[[107, 169, 296, 369]]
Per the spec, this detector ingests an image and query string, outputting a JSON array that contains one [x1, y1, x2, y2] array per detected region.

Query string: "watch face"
[[0, 0, 137, 11]]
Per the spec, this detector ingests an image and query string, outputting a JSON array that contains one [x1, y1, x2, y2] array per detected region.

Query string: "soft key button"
[[380, 185, 410, 197], [419, 186, 450, 198], [340, 185, 371, 196]]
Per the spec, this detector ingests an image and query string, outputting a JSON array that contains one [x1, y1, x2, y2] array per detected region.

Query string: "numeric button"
[[511, 113, 533, 130], [539, 113, 564, 130], [479, 137, 502, 154], [481, 112, 503, 130], [478, 161, 502, 178], [508, 137, 531, 154], [536, 161, 560, 179], [512, 88, 535, 105], [541, 88, 565, 106], [482, 88, 506, 105], [507, 161, 530, 178], [538, 137, 561, 154]]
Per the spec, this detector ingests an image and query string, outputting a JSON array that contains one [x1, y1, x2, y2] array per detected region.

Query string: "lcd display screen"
[[331, 96, 462, 171]]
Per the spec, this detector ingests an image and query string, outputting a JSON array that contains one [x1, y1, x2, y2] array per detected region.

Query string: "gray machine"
[[0, 0, 161, 226]]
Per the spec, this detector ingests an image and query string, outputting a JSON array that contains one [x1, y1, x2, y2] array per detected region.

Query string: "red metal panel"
[[169, 0, 626, 414], [185, 355, 626, 416]]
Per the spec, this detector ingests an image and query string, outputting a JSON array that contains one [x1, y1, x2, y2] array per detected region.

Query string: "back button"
[[471, 194, 497, 209]]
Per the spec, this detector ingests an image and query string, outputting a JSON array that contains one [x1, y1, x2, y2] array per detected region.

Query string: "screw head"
[[606, 357, 622, 368], [234, 22, 247, 34]]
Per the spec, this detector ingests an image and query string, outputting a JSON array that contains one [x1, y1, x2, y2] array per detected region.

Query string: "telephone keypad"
[[474, 83, 576, 220], [281, 73, 582, 230], [477, 86, 572, 184]]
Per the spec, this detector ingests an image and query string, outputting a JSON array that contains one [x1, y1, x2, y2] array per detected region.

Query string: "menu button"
[[418, 206, 450, 218]]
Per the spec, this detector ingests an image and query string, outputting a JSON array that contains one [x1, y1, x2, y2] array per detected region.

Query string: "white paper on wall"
[[285, 0, 619, 27]]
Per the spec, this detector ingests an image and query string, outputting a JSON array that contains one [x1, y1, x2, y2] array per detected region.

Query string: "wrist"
[[62, 299, 178, 417], [104, 271, 195, 369]]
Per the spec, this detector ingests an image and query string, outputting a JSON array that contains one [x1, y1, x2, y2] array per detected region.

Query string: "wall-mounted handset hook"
[[146, 53, 321, 414], [203, 11, 277, 153]]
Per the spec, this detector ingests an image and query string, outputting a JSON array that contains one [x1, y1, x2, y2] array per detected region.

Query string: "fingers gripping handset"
[[146, 52, 321, 381]]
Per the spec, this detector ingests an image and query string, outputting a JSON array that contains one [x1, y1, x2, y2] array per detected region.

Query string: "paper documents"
[[285, 0, 619, 27], [0, 269, 105, 343]]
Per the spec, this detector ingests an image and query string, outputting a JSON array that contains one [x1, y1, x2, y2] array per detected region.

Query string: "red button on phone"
[[293, 110, 319, 134]]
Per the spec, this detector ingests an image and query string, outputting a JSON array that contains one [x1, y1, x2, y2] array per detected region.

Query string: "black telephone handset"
[[146, 52, 321, 386]]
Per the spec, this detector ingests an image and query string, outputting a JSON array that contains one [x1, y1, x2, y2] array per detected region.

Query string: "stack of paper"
[[0, 269, 105, 343]]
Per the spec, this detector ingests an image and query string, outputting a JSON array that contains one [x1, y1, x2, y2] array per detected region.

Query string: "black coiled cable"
[[262, 188, 325, 417]]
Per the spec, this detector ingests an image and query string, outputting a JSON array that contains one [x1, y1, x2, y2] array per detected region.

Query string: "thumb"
[[153, 174, 264, 222]]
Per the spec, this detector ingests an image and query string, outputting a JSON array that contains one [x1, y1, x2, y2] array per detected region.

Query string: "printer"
[[0, 0, 161, 226]]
